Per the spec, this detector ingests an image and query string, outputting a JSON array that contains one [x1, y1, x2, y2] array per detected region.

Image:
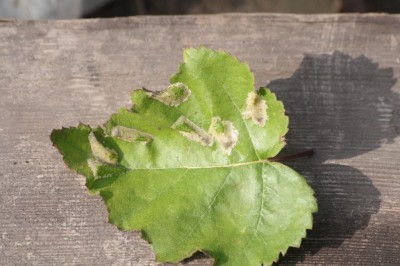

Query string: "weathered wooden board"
[[0, 14, 399, 265]]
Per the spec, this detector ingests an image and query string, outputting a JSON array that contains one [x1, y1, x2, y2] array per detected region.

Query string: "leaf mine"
[[87, 158, 102, 178], [88, 132, 118, 164], [242, 91, 268, 127], [208, 116, 239, 155], [151, 82, 191, 107], [172, 116, 213, 146], [111, 125, 153, 143]]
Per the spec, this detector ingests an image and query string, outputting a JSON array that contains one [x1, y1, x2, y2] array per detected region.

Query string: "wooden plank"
[[0, 14, 399, 265]]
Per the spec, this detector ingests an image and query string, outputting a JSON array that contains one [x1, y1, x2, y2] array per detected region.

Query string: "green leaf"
[[51, 47, 317, 265]]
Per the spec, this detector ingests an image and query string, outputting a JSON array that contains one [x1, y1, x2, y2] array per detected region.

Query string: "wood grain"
[[0, 14, 399, 265]]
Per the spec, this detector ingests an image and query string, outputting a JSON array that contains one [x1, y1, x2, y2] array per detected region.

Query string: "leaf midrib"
[[124, 159, 271, 171]]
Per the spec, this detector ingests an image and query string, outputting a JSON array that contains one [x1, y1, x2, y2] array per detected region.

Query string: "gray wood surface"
[[1, 14, 399, 265]]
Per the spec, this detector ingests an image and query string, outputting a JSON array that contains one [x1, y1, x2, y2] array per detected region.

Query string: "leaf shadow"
[[267, 51, 400, 264]]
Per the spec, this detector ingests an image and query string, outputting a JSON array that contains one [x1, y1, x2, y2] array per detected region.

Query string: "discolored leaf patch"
[[243, 91, 268, 127]]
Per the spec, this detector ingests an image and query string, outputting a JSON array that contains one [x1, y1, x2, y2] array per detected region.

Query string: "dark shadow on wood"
[[181, 251, 214, 265], [268, 52, 400, 265]]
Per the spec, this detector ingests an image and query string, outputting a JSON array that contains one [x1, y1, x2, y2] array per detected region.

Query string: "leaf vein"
[[131, 168, 189, 217], [232, 163, 265, 265], [126, 160, 269, 171], [181, 167, 233, 246]]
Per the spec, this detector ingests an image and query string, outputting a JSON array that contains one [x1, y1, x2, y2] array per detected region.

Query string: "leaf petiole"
[[269, 149, 314, 162]]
